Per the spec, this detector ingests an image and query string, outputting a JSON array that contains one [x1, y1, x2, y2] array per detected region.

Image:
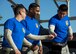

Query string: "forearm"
[[5, 29, 18, 51], [68, 26, 73, 36], [39, 40, 42, 46], [49, 25, 57, 36], [23, 38, 32, 47], [49, 25, 55, 34], [27, 33, 49, 40], [39, 45, 43, 54]]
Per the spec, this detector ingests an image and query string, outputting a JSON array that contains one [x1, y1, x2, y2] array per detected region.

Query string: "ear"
[[19, 11, 22, 15], [30, 8, 33, 12]]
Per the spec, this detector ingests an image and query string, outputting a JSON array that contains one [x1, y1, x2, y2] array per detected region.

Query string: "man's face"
[[34, 7, 40, 19], [20, 8, 26, 20], [58, 10, 68, 19], [30, 7, 40, 18]]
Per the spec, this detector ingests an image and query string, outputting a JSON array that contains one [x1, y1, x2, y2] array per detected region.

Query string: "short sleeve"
[[24, 29, 30, 37], [68, 18, 70, 26], [49, 18, 57, 26], [4, 20, 14, 31]]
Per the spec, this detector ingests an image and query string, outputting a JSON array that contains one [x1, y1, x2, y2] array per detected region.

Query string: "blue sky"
[[0, 0, 76, 35]]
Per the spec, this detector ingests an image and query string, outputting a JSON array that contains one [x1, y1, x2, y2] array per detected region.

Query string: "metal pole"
[[67, 0, 70, 17], [8, 0, 17, 6], [0, 24, 4, 26], [0, 16, 2, 20], [35, 0, 40, 5], [54, 0, 59, 8]]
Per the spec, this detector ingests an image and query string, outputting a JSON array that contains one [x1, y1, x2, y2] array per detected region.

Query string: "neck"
[[28, 12, 33, 18], [15, 15, 23, 22]]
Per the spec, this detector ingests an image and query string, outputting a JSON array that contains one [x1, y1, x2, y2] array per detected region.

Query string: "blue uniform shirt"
[[49, 14, 70, 43], [21, 16, 40, 45], [2, 18, 30, 50]]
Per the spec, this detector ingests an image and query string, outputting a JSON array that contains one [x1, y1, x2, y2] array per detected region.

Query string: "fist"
[[31, 45, 39, 51], [51, 32, 57, 37], [48, 34, 55, 40], [69, 35, 73, 40]]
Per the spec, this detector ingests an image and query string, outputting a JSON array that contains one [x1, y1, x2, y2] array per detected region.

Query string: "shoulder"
[[64, 15, 70, 20], [49, 14, 58, 25], [4, 18, 15, 24], [25, 16, 30, 20], [49, 14, 58, 22], [4, 18, 15, 29]]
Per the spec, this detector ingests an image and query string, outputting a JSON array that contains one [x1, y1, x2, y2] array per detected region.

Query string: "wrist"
[[14, 48, 19, 52]]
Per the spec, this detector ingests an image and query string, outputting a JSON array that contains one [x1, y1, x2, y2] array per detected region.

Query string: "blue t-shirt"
[[49, 14, 70, 43], [21, 16, 40, 45], [2, 18, 30, 50]]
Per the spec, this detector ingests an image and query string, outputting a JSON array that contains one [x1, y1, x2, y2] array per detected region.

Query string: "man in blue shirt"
[[21, 3, 42, 54], [49, 4, 73, 54], [2, 4, 28, 54], [2, 4, 54, 54]]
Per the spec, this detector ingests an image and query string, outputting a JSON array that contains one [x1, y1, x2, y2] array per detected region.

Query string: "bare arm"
[[39, 40, 42, 46], [5, 29, 18, 50], [68, 26, 73, 36], [49, 25, 57, 36], [5, 29, 21, 54], [23, 38, 32, 47], [68, 26, 73, 40], [38, 40, 43, 54], [49, 25, 55, 33], [27, 33, 49, 40]]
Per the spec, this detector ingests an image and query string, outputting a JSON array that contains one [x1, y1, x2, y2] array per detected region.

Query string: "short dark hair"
[[28, 3, 40, 11], [13, 4, 26, 16], [58, 4, 68, 12]]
